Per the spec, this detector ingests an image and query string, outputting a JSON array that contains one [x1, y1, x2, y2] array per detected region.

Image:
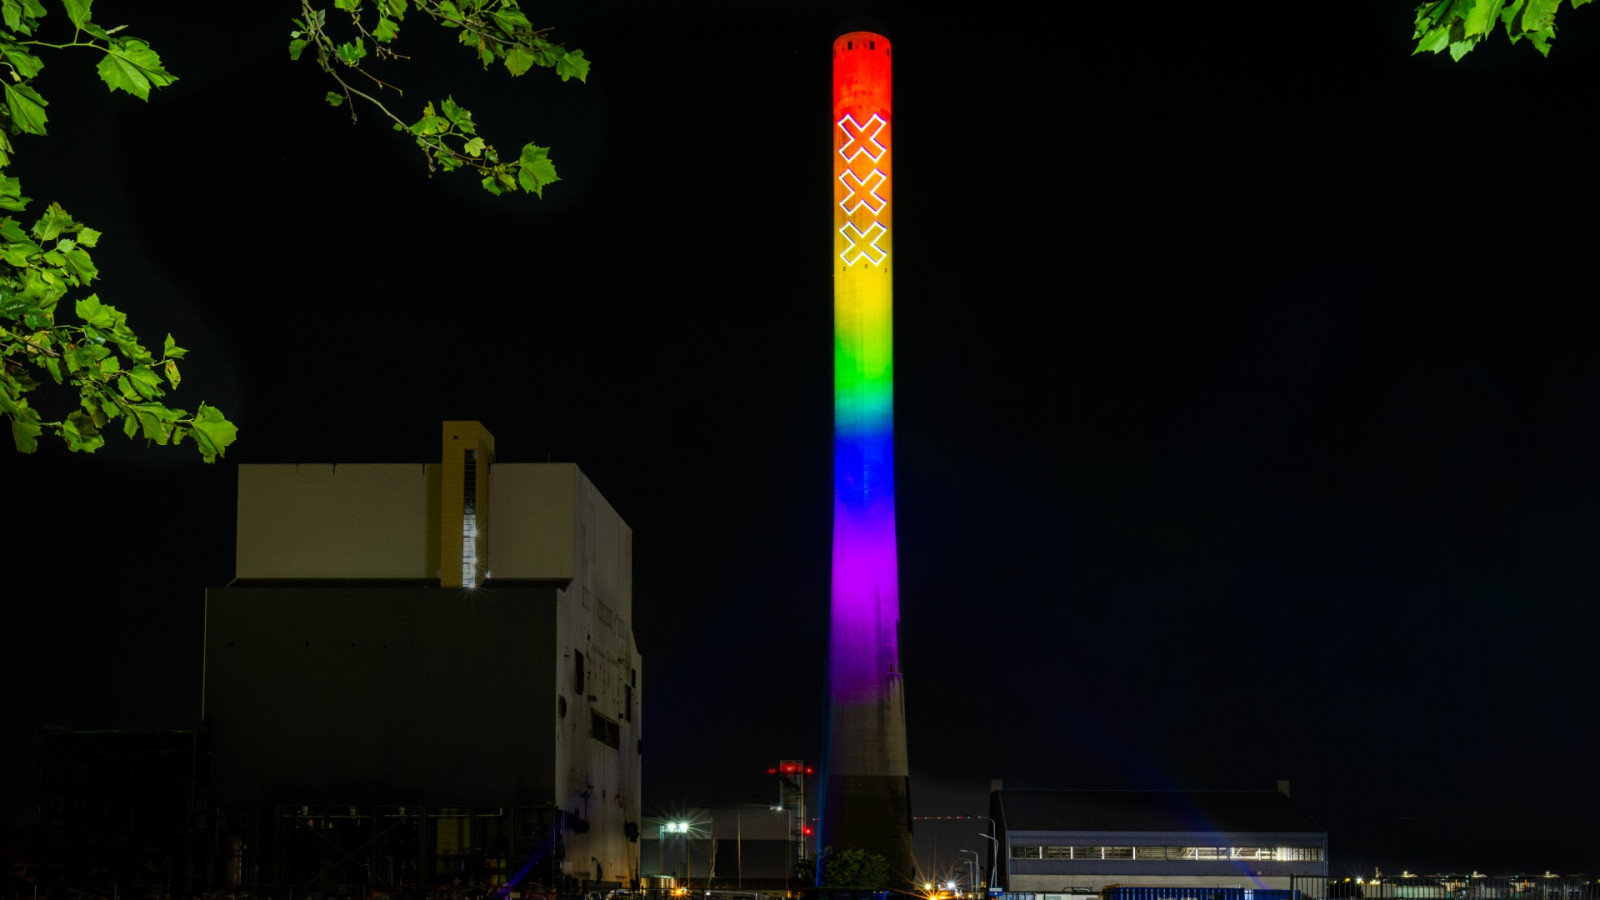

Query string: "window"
[[460, 450, 477, 585], [589, 710, 620, 749], [1017, 845, 1323, 864], [574, 650, 585, 693], [624, 683, 634, 722]]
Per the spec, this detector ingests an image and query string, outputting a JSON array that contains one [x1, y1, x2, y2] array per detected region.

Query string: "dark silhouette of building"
[[203, 422, 642, 897]]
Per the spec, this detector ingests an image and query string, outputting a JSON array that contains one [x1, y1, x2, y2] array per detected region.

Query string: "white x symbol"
[[840, 221, 888, 266], [838, 114, 887, 163], [839, 168, 887, 216]]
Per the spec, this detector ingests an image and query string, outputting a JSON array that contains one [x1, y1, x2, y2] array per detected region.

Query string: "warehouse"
[[990, 782, 1327, 894]]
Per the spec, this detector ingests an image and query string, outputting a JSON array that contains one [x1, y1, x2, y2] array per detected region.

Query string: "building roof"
[[994, 789, 1323, 835]]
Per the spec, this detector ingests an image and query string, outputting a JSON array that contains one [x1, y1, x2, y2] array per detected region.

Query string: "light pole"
[[976, 815, 999, 892], [960, 850, 979, 899], [664, 822, 691, 894], [977, 830, 998, 893]]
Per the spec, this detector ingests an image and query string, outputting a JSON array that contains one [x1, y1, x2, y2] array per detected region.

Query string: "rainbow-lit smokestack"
[[822, 30, 913, 882]]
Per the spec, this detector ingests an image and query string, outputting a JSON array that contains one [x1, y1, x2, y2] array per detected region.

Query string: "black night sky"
[[7, 0, 1600, 878]]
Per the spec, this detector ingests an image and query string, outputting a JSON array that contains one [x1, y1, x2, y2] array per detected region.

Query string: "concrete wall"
[[544, 466, 641, 886], [489, 464, 577, 581], [235, 464, 439, 579], [204, 584, 558, 806]]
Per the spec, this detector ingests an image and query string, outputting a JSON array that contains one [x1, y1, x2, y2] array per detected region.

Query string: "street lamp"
[[977, 815, 999, 892], [663, 822, 691, 894], [978, 830, 998, 893], [960, 850, 979, 899]]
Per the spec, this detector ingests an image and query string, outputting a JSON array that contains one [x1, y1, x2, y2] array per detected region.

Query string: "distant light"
[[803, 826, 814, 835], [663, 822, 690, 834]]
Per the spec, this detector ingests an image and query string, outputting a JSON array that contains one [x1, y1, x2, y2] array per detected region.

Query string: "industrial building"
[[203, 422, 641, 897], [31, 726, 198, 898], [639, 762, 814, 896], [990, 783, 1328, 894], [640, 808, 799, 896]]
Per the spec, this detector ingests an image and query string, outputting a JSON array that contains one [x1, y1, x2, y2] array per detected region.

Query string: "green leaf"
[[97, 38, 176, 101], [373, 16, 399, 42], [60, 0, 90, 31], [1, 0, 30, 35], [61, 409, 103, 452], [4, 82, 48, 135], [334, 0, 359, 10], [337, 39, 366, 65], [189, 403, 237, 462], [492, 8, 530, 35], [10, 405, 41, 452], [326, 91, 345, 107], [127, 365, 162, 399], [1519, 0, 1561, 31], [162, 333, 186, 359], [0, 174, 29, 212], [60, 246, 97, 283], [31, 202, 75, 242], [1524, 23, 1557, 53], [128, 401, 179, 444], [463, 136, 484, 157], [163, 358, 179, 387], [481, 174, 503, 195], [1462, 0, 1505, 34], [289, 38, 309, 60], [77, 226, 99, 247], [74, 293, 114, 329], [440, 96, 475, 133], [555, 48, 589, 82], [515, 142, 557, 196], [504, 45, 535, 76], [1, 44, 44, 80]]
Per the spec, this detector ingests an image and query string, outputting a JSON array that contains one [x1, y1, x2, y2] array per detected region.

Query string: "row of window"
[[1011, 846, 1324, 862]]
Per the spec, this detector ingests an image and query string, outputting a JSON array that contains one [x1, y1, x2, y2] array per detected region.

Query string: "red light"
[[803, 826, 813, 835], [781, 763, 802, 773], [804, 767, 814, 775], [767, 768, 777, 774]]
